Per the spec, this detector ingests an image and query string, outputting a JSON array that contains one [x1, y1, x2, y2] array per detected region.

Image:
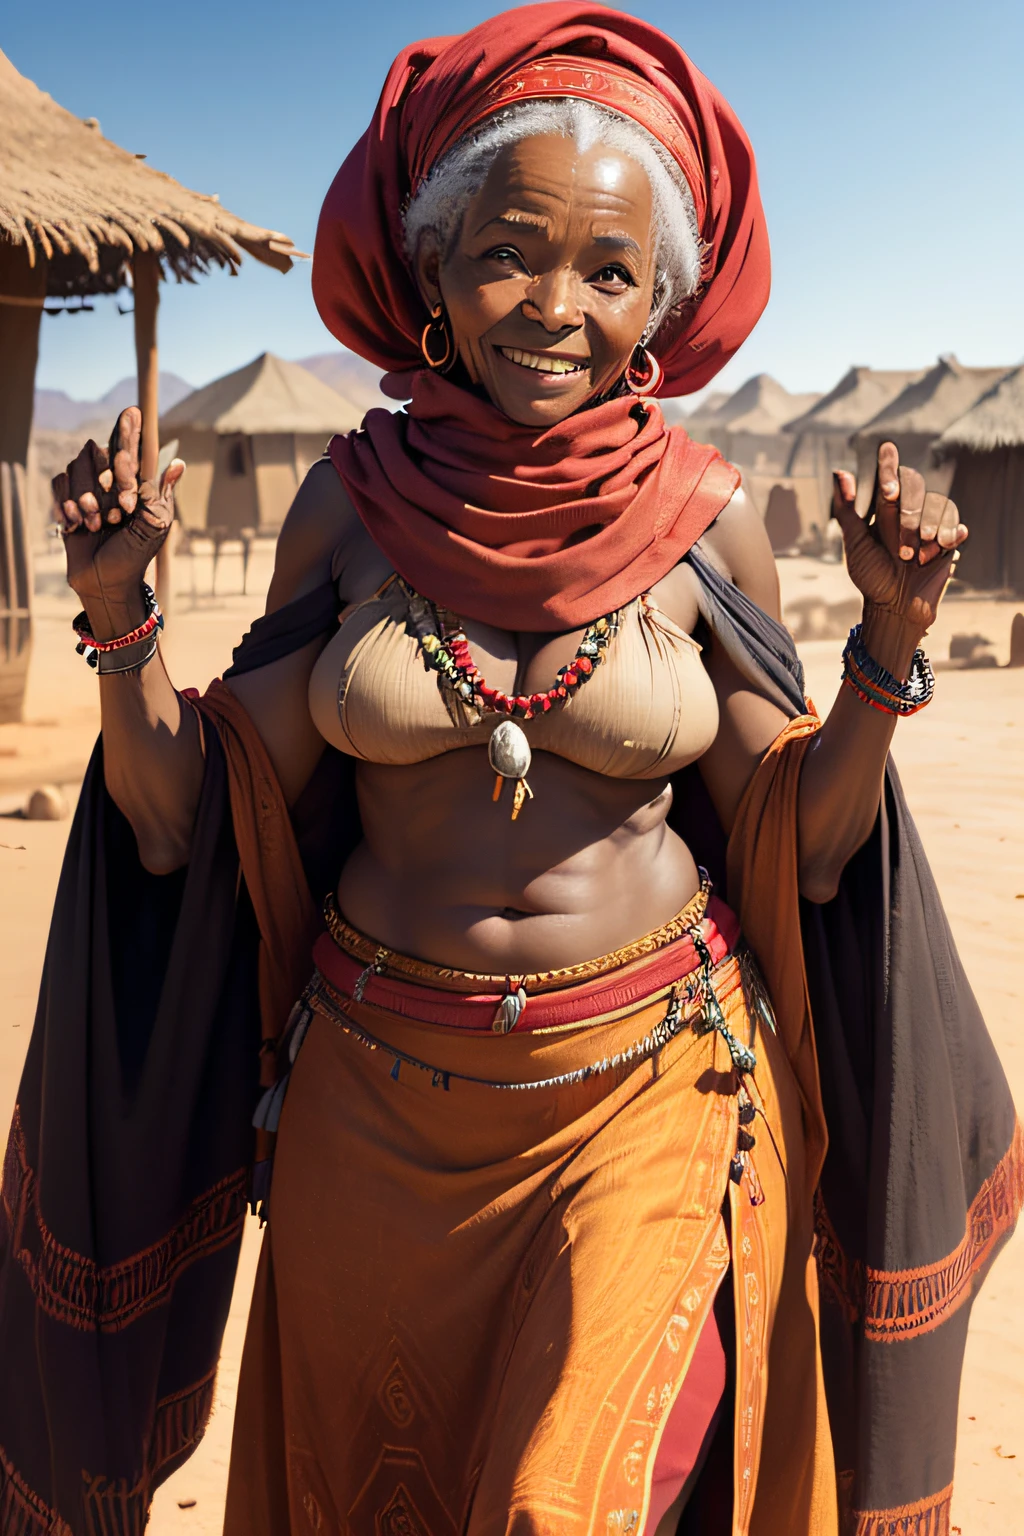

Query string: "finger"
[[62, 499, 83, 530], [136, 479, 170, 528], [89, 438, 109, 480], [870, 442, 902, 560], [875, 441, 900, 505], [936, 498, 963, 549], [87, 440, 119, 523], [918, 490, 947, 546], [896, 465, 925, 561], [111, 408, 141, 514], [68, 441, 99, 504], [52, 470, 70, 512], [159, 458, 186, 496]]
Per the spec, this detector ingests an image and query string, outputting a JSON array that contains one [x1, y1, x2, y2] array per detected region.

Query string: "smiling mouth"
[[497, 346, 589, 376]]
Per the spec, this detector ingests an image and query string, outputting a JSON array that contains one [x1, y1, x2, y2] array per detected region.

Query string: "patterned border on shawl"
[[852, 1480, 952, 1535], [813, 1122, 1024, 1341], [2, 1105, 247, 1334], [0, 1441, 74, 1536], [81, 1368, 217, 1534], [864, 1120, 1024, 1343]]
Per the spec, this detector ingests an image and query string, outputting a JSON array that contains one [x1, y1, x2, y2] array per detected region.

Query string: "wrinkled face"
[[415, 134, 657, 428]]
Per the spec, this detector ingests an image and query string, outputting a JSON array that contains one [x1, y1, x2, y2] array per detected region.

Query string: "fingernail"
[[900, 546, 914, 560], [883, 481, 900, 498]]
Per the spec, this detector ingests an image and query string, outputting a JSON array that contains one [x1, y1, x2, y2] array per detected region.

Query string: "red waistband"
[[312, 897, 739, 1034]]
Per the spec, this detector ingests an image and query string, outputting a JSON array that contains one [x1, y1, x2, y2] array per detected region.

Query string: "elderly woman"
[[1, 6, 1019, 1536]]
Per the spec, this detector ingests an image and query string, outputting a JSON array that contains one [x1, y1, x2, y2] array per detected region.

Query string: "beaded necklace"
[[405, 584, 622, 820], [418, 608, 620, 720]]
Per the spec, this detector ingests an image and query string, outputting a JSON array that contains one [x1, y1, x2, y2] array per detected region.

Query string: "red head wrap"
[[314, 4, 770, 630], [313, 2, 769, 394]]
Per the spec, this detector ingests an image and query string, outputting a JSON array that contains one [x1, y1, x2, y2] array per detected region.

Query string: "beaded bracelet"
[[841, 623, 934, 716], [73, 583, 164, 672]]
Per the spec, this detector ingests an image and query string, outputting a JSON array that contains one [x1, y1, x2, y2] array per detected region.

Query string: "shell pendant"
[[488, 720, 534, 822]]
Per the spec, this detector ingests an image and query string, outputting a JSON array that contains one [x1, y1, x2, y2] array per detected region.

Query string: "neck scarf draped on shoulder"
[[313, 1, 771, 629]]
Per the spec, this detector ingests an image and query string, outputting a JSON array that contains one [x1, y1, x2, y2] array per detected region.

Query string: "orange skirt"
[[224, 919, 812, 1536]]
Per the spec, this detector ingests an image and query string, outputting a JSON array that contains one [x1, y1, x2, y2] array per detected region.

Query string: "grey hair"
[[403, 97, 703, 340]]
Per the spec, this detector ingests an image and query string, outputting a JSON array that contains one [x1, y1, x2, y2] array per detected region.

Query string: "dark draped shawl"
[[0, 551, 1019, 1536]]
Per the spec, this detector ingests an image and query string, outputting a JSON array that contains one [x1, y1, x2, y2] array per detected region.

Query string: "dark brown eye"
[[485, 245, 530, 272], [591, 264, 635, 287]]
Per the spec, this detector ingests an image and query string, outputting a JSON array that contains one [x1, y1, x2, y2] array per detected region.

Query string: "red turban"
[[313, 1, 770, 396]]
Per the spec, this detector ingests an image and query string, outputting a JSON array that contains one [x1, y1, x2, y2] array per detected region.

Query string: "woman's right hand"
[[53, 406, 185, 640]]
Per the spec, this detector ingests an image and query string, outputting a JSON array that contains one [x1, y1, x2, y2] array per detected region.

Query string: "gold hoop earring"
[[420, 302, 455, 372]]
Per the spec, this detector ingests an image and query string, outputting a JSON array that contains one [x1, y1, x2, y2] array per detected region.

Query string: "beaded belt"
[[252, 887, 776, 1203], [321, 871, 732, 994]]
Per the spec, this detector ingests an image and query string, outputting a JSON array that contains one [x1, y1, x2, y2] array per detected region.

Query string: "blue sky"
[[7, 0, 1022, 402]]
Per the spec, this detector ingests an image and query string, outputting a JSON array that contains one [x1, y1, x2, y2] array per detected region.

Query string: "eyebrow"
[[592, 232, 643, 260], [477, 211, 552, 236]]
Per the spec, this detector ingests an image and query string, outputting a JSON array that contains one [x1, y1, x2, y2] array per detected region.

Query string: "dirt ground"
[[1, 549, 1020, 1533]]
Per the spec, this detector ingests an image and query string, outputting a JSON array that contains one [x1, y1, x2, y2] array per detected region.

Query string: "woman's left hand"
[[832, 440, 968, 637]]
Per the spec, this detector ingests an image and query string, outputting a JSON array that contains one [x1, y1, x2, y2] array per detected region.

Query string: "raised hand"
[[831, 441, 968, 638], [53, 406, 185, 640]]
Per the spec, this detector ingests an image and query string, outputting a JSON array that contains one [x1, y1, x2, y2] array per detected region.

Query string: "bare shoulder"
[[700, 486, 781, 622], [265, 456, 361, 613]]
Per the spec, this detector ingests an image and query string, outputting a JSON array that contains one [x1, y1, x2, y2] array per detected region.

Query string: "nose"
[[521, 267, 584, 332]]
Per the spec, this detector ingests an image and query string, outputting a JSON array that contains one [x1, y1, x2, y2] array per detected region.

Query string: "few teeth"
[[500, 347, 586, 375]]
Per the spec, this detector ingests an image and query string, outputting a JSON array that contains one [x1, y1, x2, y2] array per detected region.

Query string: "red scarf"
[[314, 3, 767, 630], [329, 373, 738, 630]]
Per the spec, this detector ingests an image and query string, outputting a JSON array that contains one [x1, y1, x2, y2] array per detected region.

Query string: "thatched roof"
[[784, 366, 925, 435], [0, 49, 302, 297], [162, 353, 364, 436], [851, 356, 1011, 443], [686, 373, 821, 435], [935, 366, 1024, 456]]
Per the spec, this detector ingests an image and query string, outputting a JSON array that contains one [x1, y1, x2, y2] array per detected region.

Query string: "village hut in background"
[[850, 356, 1011, 511], [161, 353, 362, 535], [672, 375, 822, 551], [933, 366, 1024, 592], [681, 374, 820, 474], [0, 47, 301, 716], [782, 366, 926, 528]]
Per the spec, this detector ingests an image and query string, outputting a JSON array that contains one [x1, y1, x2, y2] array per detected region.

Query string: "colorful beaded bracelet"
[[841, 623, 934, 716], [73, 583, 164, 670]]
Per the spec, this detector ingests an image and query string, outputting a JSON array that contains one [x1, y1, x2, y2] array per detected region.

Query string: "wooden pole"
[[0, 243, 47, 470], [132, 249, 160, 480], [132, 249, 175, 613]]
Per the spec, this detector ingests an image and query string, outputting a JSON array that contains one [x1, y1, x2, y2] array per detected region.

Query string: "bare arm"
[[57, 414, 352, 873], [696, 447, 966, 902], [56, 410, 202, 875]]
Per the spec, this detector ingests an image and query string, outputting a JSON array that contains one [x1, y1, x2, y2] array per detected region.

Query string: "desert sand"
[[1, 547, 1020, 1534]]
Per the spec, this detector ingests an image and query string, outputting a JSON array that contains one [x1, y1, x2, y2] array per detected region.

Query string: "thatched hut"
[[161, 353, 363, 534], [681, 373, 820, 475], [0, 46, 301, 717], [933, 366, 1024, 592], [0, 47, 301, 479], [850, 356, 1010, 509], [782, 366, 926, 521]]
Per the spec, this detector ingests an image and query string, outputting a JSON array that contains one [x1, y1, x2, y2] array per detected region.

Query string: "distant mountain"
[[34, 373, 194, 433], [297, 351, 394, 413]]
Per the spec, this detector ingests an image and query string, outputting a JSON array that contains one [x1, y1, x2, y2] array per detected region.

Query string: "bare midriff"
[[336, 745, 700, 973]]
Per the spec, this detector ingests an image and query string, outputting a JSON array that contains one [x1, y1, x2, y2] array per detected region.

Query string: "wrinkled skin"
[[55, 135, 967, 974]]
